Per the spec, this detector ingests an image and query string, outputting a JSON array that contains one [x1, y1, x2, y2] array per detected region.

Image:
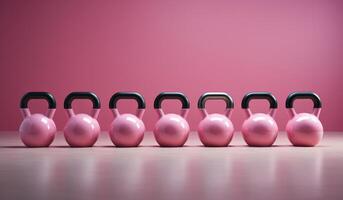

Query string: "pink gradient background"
[[0, 0, 342, 131]]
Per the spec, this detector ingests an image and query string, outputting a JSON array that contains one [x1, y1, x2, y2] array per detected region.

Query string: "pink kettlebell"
[[19, 92, 57, 147], [197, 92, 235, 147], [241, 92, 278, 147], [63, 92, 101, 147], [286, 92, 323, 147], [109, 92, 146, 147], [153, 92, 190, 147]]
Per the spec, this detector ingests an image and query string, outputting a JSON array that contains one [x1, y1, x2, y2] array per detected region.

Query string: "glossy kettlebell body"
[[153, 92, 190, 147], [109, 92, 146, 147], [241, 92, 278, 147], [19, 92, 56, 147], [63, 92, 101, 147], [197, 92, 235, 147], [286, 92, 323, 146]]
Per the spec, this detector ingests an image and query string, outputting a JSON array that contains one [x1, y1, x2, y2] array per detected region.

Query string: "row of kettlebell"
[[19, 91, 323, 148]]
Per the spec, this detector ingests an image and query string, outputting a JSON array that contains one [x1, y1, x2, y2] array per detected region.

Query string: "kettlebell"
[[153, 92, 190, 147], [197, 92, 235, 147], [285, 92, 323, 147], [241, 92, 278, 147], [109, 92, 146, 147], [19, 92, 57, 147], [63, 92, 101, 147]]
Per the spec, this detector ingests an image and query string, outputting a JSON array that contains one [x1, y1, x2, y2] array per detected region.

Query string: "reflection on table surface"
[[0, 132, 342, 200]]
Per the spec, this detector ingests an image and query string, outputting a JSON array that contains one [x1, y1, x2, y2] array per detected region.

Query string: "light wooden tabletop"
[[0, 131, 342, 200]]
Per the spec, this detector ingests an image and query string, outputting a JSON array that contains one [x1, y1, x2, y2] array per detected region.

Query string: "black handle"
[[109, 92, 146, 109], [198, 92, 234, 109], [241, 92, 278, 109], [154, 92, 190, 109], [286, 92, 321, 108], [64, 92, 101, 109], [20, 92, 56, 109]]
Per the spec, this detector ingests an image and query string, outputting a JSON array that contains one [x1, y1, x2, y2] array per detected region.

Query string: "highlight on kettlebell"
[[18, 91, 324, 147]]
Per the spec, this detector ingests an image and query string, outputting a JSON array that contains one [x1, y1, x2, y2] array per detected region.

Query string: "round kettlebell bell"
[[109, 92, 146, 147], [19, 92, 57, 147], [286, 92, 323, 147], [153, 92, 190, 147], [241, 92, 278, 147], [197, 92, 235, 147], [63, 92, 101, 147]]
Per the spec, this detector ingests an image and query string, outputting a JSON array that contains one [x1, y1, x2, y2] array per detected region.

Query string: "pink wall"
[[1, 0, 343, 131]]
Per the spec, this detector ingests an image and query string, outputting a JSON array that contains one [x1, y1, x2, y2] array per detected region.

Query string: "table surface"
[[0, 131, 342, 200]]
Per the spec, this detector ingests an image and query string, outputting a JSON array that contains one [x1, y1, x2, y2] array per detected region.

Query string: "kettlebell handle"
[[198, 92, 234, 117], [109, 92, 145, 119], [20, 92, 56, 109], [241, 92, 278, 117], [154, 92, 190, 109], [286, 92, 322, 108], [198, 92, 234, 109], [20, 92, 56, 118], [241, 92, 278, 109], [64, 92, 101, 109], [286, 92, 321, 117], [154, 92, 190, 118], [109, 92, 146, 109], [64, 92, 101, 119]]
